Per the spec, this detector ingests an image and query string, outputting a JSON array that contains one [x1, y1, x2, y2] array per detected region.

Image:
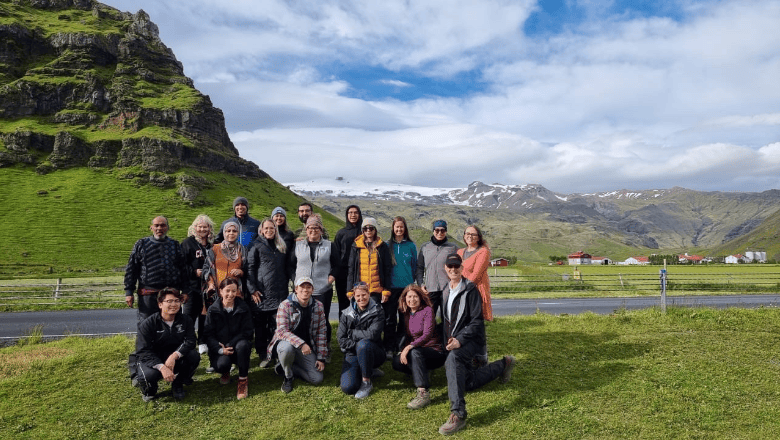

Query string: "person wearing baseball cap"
[[265, 275, 328, 393]]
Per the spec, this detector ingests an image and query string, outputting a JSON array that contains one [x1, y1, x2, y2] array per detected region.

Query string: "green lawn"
[[2, 307, 780, 439]]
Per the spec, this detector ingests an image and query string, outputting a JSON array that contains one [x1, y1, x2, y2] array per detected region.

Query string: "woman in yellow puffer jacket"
[[346, 217, 393, 306]]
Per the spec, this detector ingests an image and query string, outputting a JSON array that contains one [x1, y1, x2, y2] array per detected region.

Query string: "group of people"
[[125, 197, 515, 435]]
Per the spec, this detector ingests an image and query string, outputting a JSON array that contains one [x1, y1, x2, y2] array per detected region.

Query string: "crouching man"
[[439, 254, 516, 435], [130, 288, 200, 402]]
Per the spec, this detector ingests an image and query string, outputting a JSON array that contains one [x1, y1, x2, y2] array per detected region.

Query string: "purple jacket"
[[401, 305, 443, 352]]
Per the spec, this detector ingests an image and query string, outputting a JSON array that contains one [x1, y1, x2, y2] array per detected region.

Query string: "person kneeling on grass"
[[438, 253, 517, 436], [267, 276, 327, 394], [204, 277, 253, 400], [338, 282, 385, 399], [131, 288, 199, 402]]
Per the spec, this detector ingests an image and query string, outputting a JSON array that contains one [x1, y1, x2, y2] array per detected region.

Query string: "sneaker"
[[205, 366, 216, 374], [354, 380, 373, 399], [281, 376, 294, 394], [438, 413, 466, 435], [499, 355, 516, 384], [220, 373, 230, 385], [407, 389, 431, 410], [372, 368, 385, 378], [385, 350, 394, 360], [140, 383, 157, 402], [172, 385, 186, 400], [198, 343, 208, 355], [237, 377, 248, 400], [142, 392, 156, 403], [259, 358, 271, 368], [324, 352, 332, 364]]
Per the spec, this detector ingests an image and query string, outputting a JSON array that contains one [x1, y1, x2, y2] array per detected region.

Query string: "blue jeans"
[[340, 339, 385, 394]]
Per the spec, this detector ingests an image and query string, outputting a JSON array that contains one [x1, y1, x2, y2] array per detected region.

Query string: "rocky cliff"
[[0, 0, 265, 180]]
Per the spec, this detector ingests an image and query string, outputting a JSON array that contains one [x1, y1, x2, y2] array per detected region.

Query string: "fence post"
[[55, 278, 62, 301], [660, 260, 667, 313]]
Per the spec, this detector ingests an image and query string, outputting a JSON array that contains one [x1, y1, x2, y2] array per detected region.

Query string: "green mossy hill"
[[0, 0, 260, 178], [0, 167, 341, 278]]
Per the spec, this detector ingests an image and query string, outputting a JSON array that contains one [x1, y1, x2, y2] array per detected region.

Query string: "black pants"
[[209, 339, 251, 377], [136, 294, 160, 322], [335, 276, 350, 317], [428, 290, 443, 321], [314, 287, 334, 347], [445, 341, 505, 419], [182, 292, 205, 344], [136, 350, 200, 394], [254, 309, 277, 357], [392, 346, 446, 389], [383, 288, 404, 352]]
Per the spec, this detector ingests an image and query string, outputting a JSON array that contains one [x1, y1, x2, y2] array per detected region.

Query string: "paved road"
[[3, 295, 780, 343]]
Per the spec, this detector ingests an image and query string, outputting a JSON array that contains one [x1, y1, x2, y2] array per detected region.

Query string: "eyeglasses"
[[162, 299, 181, 304], [433, 228, 447, 233], [362, 226, 376, 231], [306, 226, 321, 231], [353, 282, 368, 288], [464, 232, 479, 237], [446, 264, 461, 269]]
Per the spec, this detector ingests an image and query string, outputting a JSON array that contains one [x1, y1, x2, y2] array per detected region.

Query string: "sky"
[[103, 0, 780, 194]]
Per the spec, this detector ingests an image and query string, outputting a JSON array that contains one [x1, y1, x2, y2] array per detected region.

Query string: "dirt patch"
[[0, 346, 72, 379]]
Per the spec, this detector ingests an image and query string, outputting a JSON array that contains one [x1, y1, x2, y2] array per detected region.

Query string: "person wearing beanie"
[[294, 202, 329, 240], [272, 206, 295, 250], [415, 220, 458, 319], [334, 205, 363, 316], [289, 213, 340, 360], [215, 196, 261, 247]]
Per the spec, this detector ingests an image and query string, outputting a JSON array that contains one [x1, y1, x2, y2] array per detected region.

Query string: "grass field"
[[2, 307, 780, 439]]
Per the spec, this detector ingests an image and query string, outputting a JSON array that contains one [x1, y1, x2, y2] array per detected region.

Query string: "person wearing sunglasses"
[[415, 219, 458, 319], [346, 217, 392, 306]]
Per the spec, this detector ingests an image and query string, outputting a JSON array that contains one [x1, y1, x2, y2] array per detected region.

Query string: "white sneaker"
[[198, 344, 208, 355]]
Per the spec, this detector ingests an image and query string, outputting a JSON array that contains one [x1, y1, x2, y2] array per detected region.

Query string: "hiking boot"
[[281, 376, 294, 394], [198, 344, 208, 355], [172, 384, 186, 400], [499, 355, 516, 384], [205, 366, 216, 374], [140, 383, 157, 402], [438, 413, 466, 435], [407, 388, 431, 410], [237, 377, 249, 400], [142, 392, 156, 403], [372, 368, 385, 378], [220, 372, 230, 385], [354, 380, 373, 399]]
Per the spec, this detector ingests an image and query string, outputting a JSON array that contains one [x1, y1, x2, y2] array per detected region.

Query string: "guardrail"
[[2, 270, 780, 311]]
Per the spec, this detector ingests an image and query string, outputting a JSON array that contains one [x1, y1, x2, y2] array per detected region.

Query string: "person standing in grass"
[[387, 216, 417, 358], [215, 197, 261, 247], [438, 253, 516, 436], [204, 277, 253, 400], [346, 217, 392, 306], [125, 216, 188, 321], [416, 219, 459, 320], [334, 204, 363, 317], [181, 214, 215, 355], [267, 276, 327, 394], [391, 285, 445, 409], [247, 218, 290, 365], [338, 283, 385, 399], [132, 288, 199, 402], [457, 224, 492, 365]]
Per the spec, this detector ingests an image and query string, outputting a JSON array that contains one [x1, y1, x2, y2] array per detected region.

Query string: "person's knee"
[[310, 371, 324, 385], [356, 338, 372, 353]]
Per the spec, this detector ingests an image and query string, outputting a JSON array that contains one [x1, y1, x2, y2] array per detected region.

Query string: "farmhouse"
[[491, 258, 509, 267], [621, 256, 650, 265], [678, 253, 704, 264], [591, 256, 611, 265], [567, 251, 592, 266]]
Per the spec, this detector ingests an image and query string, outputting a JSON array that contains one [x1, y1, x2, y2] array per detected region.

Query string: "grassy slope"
[[711, 208, 780, 261], [0, 166, 341, 278], [2, 307, 780, 439]]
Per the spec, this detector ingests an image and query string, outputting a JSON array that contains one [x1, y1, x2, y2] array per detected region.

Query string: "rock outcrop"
[[0, 0, 265, 179]]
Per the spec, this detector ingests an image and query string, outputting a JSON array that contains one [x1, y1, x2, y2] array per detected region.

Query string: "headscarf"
[[220, 221, 241, 262]]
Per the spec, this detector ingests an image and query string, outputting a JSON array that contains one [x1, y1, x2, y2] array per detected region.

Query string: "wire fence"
[[2, 271, 780, 310]]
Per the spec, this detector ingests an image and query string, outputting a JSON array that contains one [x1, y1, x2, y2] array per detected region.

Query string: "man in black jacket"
[[124, 216, 188, 321], [439, 254, 516, 435], [131, 288, 199, 402], [333, 204, 362, 316]]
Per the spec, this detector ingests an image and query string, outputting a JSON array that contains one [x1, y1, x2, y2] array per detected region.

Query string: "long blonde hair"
[[260, 218, 287, 253], [187, 214, 215, 244]]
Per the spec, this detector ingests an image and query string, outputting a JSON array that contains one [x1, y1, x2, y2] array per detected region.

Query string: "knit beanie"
[[272, 206, 286, 218], [233, 197, 249, 209]]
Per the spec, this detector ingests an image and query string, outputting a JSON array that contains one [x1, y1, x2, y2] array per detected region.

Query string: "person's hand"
[[220, 343, 234, 355], [446, 337, 461, 351], [301, 343, 312, 355], [400, 345, 412, 365], [381, 294, 389, 303], [181, 293, 189, 304], [230, 268, 243, 278], [327, 275, 335, 285], [252, 291, 262, 304], [421, 285, 429, 294], [196, 268, 203, 277], [125, 296, 134, 308], [160, 365, 176, 383], [315, 361, 325, 371], [165, 352, 179, 371]]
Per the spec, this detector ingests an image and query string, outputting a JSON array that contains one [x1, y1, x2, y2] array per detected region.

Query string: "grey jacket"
[[415, 238, 459, 292]]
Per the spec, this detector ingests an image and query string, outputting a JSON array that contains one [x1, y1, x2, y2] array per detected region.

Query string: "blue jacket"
[[390, 238, 417, 289]]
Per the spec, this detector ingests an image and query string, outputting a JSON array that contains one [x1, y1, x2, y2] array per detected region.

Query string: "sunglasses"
[[446, 264, 461, 269], [362, 226, 376, 231], [433, 228, 447, 233]]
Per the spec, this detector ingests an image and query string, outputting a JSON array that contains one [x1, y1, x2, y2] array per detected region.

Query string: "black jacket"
[[135, 312, 196, 370], [247, 237, 290, 311], [337, 297, 384, 354], [180, 236, 211, 296], [441, 278, 485, 349], [204, 297, 254, 353], [333, 204, 363, 280]]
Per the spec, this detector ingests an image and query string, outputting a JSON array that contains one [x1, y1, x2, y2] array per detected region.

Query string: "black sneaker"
[[172, 385, 186, 400], [281, 376, 294, 394]]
